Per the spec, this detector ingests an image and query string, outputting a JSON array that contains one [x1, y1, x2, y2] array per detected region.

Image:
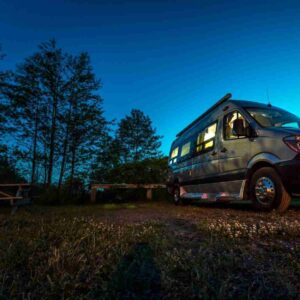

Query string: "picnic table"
[[90, 183, 166, 202], [0, 183, 32, 212]]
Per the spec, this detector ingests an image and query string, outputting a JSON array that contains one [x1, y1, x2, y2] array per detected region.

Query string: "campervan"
[[167, 93, 300, 212]]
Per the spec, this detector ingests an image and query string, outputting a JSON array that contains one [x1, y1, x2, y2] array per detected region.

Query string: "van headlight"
[[283, 136, 300, 153]]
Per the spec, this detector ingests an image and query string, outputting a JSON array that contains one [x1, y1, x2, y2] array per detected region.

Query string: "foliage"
[[36, 178, 88, 205], [0, 146, 23, 183], [62, 52, 106, 189], [92, 156, 168, 192], [116, 109, 162, 162], [0, 46, 13, 139], [4, 40, 107, 194], [105, 157, 168, 184], [1, 203, 300, 299], [91, 134, 121, 183], [0, 41, 165, 205]]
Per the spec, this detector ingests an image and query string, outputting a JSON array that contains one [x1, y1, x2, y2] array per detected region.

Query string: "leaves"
[[117, 109, 162, 162], [3, 40, 107, 187]]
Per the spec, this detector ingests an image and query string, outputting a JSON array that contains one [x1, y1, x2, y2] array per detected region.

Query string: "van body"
[[167, 94, 300, 211]]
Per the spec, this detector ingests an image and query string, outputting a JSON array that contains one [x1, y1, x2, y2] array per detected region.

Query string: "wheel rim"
[[255, 176, 276, 205]]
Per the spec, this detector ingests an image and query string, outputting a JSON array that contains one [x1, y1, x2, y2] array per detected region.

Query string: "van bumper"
[[275, 158, 300, 195]]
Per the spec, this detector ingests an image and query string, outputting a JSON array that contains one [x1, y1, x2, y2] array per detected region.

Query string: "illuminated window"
[[196, 122, 217, 154], [169, 146, 179, 165], [204, 140, 214, 149], [180, 142, 191, 157], [171, 147, 178, 158]]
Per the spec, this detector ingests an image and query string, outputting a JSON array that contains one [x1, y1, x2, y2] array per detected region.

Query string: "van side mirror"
[[233, 119, 248, 137]]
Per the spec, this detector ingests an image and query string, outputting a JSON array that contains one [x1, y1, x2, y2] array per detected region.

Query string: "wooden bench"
[[90, 183, 166, 202], [0, 183, 32, 212]]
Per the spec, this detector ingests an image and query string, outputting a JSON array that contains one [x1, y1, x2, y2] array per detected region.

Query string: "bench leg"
[[146, 189, 152, 200], [91, 188, 97, 203], [11, 205, 18, 215]]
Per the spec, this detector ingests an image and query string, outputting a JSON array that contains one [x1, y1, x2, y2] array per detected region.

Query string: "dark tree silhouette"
[[60, 52, 107, 196], [117, 109, 162, 162], [8, 40, 107, 193], [0, 46, 12, 138]]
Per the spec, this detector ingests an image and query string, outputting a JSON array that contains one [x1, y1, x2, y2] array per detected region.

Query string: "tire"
[[173, 186, 181, 205], [250, 167, 291, 212], [182, 198, 192, 205]]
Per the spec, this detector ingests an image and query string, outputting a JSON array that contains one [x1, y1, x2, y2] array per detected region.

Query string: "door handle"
[[220, 147, 227, 153], [211, 150, 217, 156]]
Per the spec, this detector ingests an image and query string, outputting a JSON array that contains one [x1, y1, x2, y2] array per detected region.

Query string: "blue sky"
[[1, 0, 300, 154]]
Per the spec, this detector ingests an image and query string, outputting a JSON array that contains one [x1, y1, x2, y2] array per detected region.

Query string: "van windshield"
[[245, 107, 300, 129]]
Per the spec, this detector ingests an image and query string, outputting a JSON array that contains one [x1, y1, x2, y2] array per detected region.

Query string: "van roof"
[[229, 99, 273, 108], [176, 97, 275, 138]]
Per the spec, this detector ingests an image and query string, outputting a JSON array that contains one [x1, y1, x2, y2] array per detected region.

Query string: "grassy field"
[[1, 201, 300, 299]]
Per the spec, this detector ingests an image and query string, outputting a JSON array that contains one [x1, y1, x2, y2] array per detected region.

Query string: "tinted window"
[[195, 122, 217, 154], [245, 107, 300, 128]]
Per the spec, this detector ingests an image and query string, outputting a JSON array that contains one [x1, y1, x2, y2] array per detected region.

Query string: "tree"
[[11, 40, 68, 185], [57, 52, 107, 196], [12, 52, 44, 184], [105, 157, 168, 184], [10, 40, 107, 192], [0, 46, 13, 140], [37, 40, 67, 187], [116, 109, 162, 162], [0, 145, 23, 183], [91, 134, 121, 183]]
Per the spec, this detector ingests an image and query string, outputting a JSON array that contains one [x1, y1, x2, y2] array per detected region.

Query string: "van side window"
[[195, 122, 217, 154], [180, 142, 191, 157], [224, 111, 249, 140], [171, 147, 178, 158], [169, 147, 179, 164]]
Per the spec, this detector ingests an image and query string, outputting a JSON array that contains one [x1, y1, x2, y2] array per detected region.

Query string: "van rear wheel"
[[250, 167, 291, 212], [173, 186, 181, 205]]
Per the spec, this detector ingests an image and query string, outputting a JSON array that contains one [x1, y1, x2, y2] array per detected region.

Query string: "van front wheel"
[[250, 167, 291, 212]]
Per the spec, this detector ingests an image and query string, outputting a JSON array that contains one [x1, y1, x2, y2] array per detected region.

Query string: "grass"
[[1, 202, 300, 299], [101, 203, 137, 210]]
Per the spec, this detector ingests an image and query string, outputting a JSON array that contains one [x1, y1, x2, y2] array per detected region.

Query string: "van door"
[[218, 110, 252, 183], [188, 121, 219, 190]]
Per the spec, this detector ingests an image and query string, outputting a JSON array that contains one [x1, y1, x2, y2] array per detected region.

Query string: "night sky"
[[1, 0, 300, 154]]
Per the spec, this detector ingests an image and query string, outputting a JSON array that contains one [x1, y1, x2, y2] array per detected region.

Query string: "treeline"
[[0, 40, 166, 202]]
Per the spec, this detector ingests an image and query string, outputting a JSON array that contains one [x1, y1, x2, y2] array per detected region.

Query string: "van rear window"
[[171, 147, 178, 158], [169, 147, 179, 165]]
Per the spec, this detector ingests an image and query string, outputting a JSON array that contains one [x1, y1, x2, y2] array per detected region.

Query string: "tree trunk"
[[41, 135, 48, 187], [57, 104, 72, 202], [47, 97, 57, 188], [57, 130, 68, 197], [69, 144, 76, 196], [31, 105, 39, 184]]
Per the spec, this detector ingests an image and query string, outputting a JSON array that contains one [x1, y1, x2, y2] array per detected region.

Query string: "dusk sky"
[[1, 0, 300, 154]]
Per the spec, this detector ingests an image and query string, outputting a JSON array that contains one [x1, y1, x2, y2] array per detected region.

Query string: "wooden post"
[[0, 183, 31, 213], [91, 186, 97, 203], [146, 188, 152, 200], [89, 183, 165, 202]]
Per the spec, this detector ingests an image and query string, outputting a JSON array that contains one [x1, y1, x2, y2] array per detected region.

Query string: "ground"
[[1, 200, 300, 299]]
